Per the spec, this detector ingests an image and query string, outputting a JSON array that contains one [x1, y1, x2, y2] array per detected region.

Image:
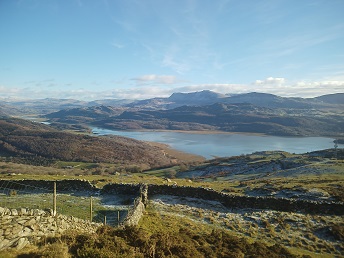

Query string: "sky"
[[0, 0, 344, 100]]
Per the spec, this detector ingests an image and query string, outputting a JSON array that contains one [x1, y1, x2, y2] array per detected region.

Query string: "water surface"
[[92, 128, 341, 159]]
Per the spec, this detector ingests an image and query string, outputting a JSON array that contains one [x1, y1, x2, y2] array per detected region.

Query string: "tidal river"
[[92, 127, 342, 159]]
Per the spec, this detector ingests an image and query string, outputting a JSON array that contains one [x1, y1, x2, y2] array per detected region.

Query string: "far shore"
[[92, 127, 267, 137], [147, 141, 206, 163]]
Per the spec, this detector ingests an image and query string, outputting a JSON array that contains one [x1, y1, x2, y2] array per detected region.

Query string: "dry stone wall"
[[101, 183, 140, 195], [0, 179, 98, 193], [103, 183, 148, 227], [0, 206, 102, 251], [122, 196, 145, 226], [148, 185, 344, 215], [1, 180, 343, 251]]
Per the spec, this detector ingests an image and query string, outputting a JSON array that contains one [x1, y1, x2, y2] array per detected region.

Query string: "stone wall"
[[1, 180, 343, 252], [0, 179, 98, 193], [101, 183, 140, 195], [121, 196, 145, 227], [148, 185, 344, 215], [0, 206, 102, 251], [103, 183, 148, 227]]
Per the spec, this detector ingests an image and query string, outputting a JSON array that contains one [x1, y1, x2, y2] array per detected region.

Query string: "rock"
[[8, 237, 20, 248], [15, 237, 29, 250], [47, 217, 55, 223], [18, 227, 32, 237], [17, 219, 28, 225], [59, 219, 68, 229], [11, 225, 23, 235], [1, 216, 12, 225], [24, 218, 36, 227], [19, 208, 27, 215], [27, 223, 38, 231], [48, 209, 54, 216], [0, 207, 6, 215], [33, 209, 45, 216], [0, 239, 10, 249], [4, 227, 13, 237], [11, 209, 18, 216]]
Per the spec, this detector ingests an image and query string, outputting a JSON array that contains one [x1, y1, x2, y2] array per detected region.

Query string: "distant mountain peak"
[[169, 90, 226, 101], [315, 93, 344, 104]]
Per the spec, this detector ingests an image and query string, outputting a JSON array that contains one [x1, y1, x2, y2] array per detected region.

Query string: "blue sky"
[[0, 0, 343, 100]]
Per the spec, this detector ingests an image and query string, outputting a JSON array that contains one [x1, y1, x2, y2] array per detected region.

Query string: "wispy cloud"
[[162, 53, 191, 74], [259, 23, 344, 59], [132, 74, 181, 85], [111, 41, 124, 49]]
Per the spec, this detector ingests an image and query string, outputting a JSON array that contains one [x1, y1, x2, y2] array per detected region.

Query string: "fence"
[[0, 180, 130, 226]]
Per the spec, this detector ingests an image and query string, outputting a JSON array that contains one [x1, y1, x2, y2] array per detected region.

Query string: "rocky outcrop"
[[0, 207, 101, 251]]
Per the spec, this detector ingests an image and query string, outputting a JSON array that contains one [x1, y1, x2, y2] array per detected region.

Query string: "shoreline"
[[142, 129, 267, 136], [91, 126, 207, 162], [92, 126, 267, 137], [93, 127, 344, 139], [147, 141, 206, 162]]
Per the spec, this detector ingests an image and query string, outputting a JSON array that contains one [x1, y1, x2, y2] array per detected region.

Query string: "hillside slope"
[[0, 118, 175, 168], [94, 102, 344, 136]]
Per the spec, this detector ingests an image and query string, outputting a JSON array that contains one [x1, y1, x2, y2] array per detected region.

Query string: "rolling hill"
[[0, 118, 177, 168], [93, 102, 343, 136]]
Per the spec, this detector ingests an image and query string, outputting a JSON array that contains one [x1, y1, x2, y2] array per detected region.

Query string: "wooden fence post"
[[53, 182, 57, 216], [90, 196, 93, 222]]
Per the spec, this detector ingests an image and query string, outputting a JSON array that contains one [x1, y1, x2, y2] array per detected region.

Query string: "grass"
[[53, 161, 99, 169], [150, 196, 344, 257], [0, 191, 128, 224]]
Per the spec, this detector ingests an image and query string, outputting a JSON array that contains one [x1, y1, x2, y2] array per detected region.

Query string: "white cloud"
[[1, 77, 343, 101], [132, 74, 180, 85], [174, 84, 248, 95], [255, 77, 286, 85], [110, 86, 173, 100], [251, 78, 344, 97]]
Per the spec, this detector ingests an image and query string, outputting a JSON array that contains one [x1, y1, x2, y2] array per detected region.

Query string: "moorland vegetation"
[[0, 118, 177, 169], [2, 206, 313, 258]]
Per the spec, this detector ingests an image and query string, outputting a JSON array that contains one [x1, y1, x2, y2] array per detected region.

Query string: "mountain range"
[[126, 91, 344, 110], [1, 91, 343, 137], [1, 91, 343, 115]]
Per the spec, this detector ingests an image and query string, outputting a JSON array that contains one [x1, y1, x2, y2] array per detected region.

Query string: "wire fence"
[[0, 180, 131, 226]]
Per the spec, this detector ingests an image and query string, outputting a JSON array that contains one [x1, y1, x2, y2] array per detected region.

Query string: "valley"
[[0, 91, 343, 257]]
